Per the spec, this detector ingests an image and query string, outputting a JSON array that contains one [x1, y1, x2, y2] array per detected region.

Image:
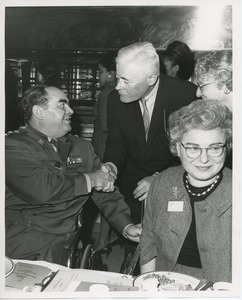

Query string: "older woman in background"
[[195, 50, 233, 169], [140, 100, 232, 283], [195, 50, 232, 110]]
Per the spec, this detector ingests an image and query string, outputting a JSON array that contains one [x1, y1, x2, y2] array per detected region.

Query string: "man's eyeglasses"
[[197, 81, 216, 90], [180, 142, 226, 159]]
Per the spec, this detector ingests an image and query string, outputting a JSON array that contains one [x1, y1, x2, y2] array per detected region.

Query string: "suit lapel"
[[126, 76, 173, 151], [132, 100, 147, 149], [146, 79, 169, 149]]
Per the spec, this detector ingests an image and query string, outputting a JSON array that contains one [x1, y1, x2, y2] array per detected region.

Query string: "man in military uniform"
[[5, 85, 141, 265]]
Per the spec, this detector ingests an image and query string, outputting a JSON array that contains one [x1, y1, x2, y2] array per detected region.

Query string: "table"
[[5, 258, 136, 292]]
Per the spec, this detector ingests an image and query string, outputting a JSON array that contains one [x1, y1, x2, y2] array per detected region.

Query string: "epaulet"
[[5, 126, 27, 137]]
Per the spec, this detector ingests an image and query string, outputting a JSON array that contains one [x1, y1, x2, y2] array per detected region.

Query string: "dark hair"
[[98, 52, 117, 72], [168, 99, 232, 156], [36, 59, 62, 87], [162, 41, 195, 80], [21, 84, 49, 122]]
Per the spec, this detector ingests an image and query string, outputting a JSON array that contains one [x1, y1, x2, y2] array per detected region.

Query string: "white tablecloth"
[[5, 258, 135, 292]]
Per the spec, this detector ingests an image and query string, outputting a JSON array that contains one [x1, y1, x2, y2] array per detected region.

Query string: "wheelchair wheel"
[[80, 244, 103, 270], [119, 244, 140, 275], [66, 238, 84, 269]]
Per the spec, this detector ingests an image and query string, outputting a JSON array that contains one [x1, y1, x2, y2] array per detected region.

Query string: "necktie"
[[50, 139, 59, 153], [141, 98, 150, 141]]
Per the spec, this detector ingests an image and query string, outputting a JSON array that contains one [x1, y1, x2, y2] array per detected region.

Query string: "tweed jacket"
[[140, 165, 232, 282]]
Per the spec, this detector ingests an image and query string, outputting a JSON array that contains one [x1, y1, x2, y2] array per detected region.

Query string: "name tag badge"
[[168, 201, 184, 212]]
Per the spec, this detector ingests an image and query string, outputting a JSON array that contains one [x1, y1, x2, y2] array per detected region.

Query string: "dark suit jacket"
[[103, 74, 197, 222], [92, 86, 114, 160]]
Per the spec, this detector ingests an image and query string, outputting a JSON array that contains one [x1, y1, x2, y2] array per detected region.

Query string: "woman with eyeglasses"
[[140, 100, 232, 283], [195, 50, 232, 169], [195, 50, 232, 111]]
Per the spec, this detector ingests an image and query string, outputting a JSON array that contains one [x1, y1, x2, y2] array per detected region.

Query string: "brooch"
[[171, 186, 184, 200]]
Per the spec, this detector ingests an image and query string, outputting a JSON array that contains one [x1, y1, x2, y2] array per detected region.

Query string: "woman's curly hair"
[[195, 50, 232, 92], [168, 99, 232, 156]]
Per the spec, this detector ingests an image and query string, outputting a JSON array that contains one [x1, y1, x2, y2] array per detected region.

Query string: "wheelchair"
[[66, 228, 103, 270], [119, 201, 145, 276], [119, 244, 140, 275], [66, 211, 103, 270]]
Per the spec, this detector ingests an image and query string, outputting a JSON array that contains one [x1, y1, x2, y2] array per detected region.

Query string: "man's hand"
[[123, 223, 142, 243], [98, 163, 118, 192], [87, 168, 115, 192], [101, 163, 117, 181], [101, 180, 115, 192], [133, 175, 154, 201]]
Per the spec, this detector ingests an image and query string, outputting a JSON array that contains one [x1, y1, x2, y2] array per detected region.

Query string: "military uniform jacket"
[[5, 125, 133, 234]]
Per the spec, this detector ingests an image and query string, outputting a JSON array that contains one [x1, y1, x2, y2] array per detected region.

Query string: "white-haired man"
[[102, 42, 198, 272]]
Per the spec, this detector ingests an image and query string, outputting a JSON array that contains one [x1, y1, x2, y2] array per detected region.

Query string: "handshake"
[[86, 163, 117, 192]]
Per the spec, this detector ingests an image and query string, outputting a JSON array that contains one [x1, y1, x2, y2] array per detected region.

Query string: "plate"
[[133, 271, 200, 291], [5, 257, 15, 277]]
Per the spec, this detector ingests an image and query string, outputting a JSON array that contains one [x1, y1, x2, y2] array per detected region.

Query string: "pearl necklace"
[[185, 174, 220, 197]]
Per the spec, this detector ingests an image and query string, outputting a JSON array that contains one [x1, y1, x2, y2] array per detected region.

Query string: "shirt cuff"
[[83, 173, 92, 193], [122, 223, 134, 238], [105, 162, 118, 175]]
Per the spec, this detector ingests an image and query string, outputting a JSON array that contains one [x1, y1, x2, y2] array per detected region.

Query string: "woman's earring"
[[224, 89, 230, 95]]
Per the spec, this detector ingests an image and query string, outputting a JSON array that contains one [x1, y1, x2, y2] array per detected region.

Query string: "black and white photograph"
[[1, 0, 241, 298]]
